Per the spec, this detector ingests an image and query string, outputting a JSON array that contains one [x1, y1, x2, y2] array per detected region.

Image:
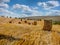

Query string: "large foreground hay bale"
[[43, 20, 52, 31]]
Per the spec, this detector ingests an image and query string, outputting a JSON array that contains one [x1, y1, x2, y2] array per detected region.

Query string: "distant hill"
[[0, 16, 60, 23], [23, 16, 60, 21]]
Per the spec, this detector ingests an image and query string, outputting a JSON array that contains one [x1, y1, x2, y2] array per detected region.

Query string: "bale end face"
[[9, 21, 12, 23], [43, 20, 52, 31], [33, 21, 37, 25], [28, 22, 31, 25], [18, 22, 21, 24], [21, 19, 22, 21], [24, 20, 27, 23]]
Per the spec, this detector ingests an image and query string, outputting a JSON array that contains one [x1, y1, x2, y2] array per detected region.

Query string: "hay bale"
[[7, 16, 8, 18], [39, 19, 41, 21], [37, 19, 41, 21], [9, 21, 12, 23], [21, 19, 22, 21], [1, 16, 4, 17], [18, 22, 21, 24], [43, 20, 52, 31], [24, 20, 27, 23], [28, 22, 31, 25], [15, 17, 17, 19], [33, 21, 37, 25], [10, 17, 12, 18]]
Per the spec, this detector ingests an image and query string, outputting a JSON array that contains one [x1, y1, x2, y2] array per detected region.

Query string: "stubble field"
[[0, 17, 60, 45]]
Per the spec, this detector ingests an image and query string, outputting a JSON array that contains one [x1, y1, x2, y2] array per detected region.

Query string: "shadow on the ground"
[[0, 34, 21, 41]]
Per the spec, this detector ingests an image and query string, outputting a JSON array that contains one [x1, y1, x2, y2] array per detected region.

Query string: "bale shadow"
[[0, 34, 21, 42]]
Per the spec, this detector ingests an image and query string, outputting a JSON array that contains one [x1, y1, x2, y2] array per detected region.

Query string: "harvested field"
[[0, 17, 60, 45]]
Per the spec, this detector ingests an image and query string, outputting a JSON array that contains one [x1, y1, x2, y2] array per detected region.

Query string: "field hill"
[[0, 16, 60, 45]]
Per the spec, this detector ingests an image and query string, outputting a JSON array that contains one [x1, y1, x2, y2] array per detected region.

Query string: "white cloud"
[[48, 1, 59, 6], [13, 4, 42, 16], [0, 0, 10, 3], [32, 7, 38, 10], [37, 1, 60, 10], [0, 8, 13, 14], [30, 10, 43, 16], [0, 0, 10, 16], [0, 8, 32, 17], [46, 10, 60, 16], [13, 4, 32, 11], [0, 8, 19, 17], [0, 0, 10, 9], [38, 2, 46, 7], [21, 10, 43, 17], [0, 3, 9, 8]]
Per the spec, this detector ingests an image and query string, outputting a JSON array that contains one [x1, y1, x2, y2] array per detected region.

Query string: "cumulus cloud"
[[13, 4, 42, 16], [0, 0, 10, 9], [32, 7, 38, 10], [13, 4, 32, 11], [0, 0, 10, 3], [0, 3, 9, 8], [37, 0, 60, 10], [0, 8, 19, 17], [0, 8, 14, 15], [0, 8, 34, 17], [30, 10, 43, 16], [0, 0, 10, 17], [46, 10, 60, 16]]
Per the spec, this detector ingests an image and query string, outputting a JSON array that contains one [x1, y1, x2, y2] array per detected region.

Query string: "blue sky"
[[0, 0, 60, 17]]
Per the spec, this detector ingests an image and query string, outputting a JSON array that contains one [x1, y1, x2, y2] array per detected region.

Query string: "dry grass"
[[0, 17, 60, 45]]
